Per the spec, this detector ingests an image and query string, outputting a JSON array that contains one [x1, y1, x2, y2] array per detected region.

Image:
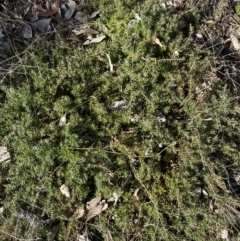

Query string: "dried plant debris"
[[128, 13, 141, 27], [154, 110, 166, 122], [209, 198, 215, 211], [61, 0, 77, 20], [47, 226, 59, 241], [72, 24, 99, 35], [202, 189, 209, 198], [109, 100, 128, 110], [107, 192, 121, 206], [230, 34, 240, 51], [71, 207, 85, 219], [154, 38, 163, 47], [60, 184, 70, 198], [31, 18, 54, 32], [133, 188, 140, 201], [1, 1, 99, 41], [196, 33, 204, 43], [106, 53, 114, 72], [0, 146, 11, 164], [227, 169, 240, 192], [59, 114, 67, 127], [14, 210, 43, 227], [74, 10, 99, 22], [0, 30, 8, 51], [220, 229, 230, 241], [195, 188, 209, 199], [74, 11, 91, 22], [86, 197, 108, 222], [86, 196, 101, 210], [77, 235, 91, 241], [83, 35, 106, 45], [62, 197, 109, 222]]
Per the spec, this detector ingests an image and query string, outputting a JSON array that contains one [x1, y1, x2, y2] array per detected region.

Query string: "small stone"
[[20, 24, 33, 39]]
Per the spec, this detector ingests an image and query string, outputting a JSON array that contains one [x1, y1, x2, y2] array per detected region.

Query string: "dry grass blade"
[[106, 53, 113, 73]]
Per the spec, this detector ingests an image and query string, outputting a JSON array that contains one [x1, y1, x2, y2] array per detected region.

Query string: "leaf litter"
[[0, 146, 11, 164], [86, 197, 108, 222], [58, 114, 67, 127], [1, 1, 101, 46], [109, 100, 128, 110], [107, 192, 121, 206], [60, 184, 70, 198], [86, 196, 101, 210], [128, 13, 141, 27], [83, 35, 106, 45], [71, 207, 85, 219]]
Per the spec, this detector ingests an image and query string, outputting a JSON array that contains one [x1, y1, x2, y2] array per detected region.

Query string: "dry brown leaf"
[[77, 235, 90, 241], [109, 100, 128, 110], [0, 146, 11, 164], [90, 10, 100, 18], [214, 209, 219, 214], [230, 34, 240, 51], [86, 199, 108, 222], [72, 28, 99, 35], [86, 203, 103, 221], [154, 38, 163, 47], [60, 184, 70, 198], [72, 29, 85, 35], [59, 114, 66, 127], [83, 35, 106, 45], [220, 229, 229, 240], [86, 197, 101, 210], [133, 188, 140, 200], [101, 202, 108, 211], [202, 189, 208, 198], [72, 207, 85, 219]]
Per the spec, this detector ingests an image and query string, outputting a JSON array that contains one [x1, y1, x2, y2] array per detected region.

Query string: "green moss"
[[236, 4, 240, 15]]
